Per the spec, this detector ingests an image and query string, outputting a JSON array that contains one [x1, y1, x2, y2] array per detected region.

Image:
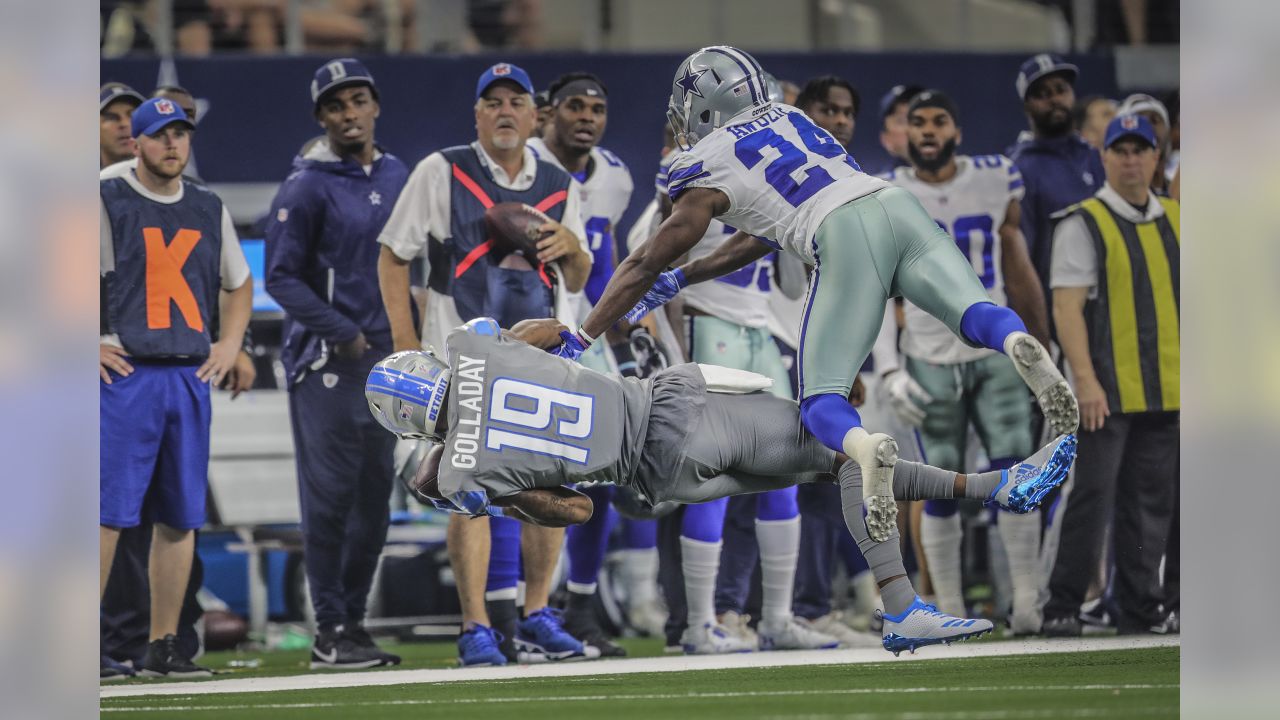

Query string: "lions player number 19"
[[486, 378, 595, 465]]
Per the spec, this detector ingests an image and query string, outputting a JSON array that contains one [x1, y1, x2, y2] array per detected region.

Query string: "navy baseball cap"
[[1016, 53, 1079, 100], [100, 82, 145, 113], [131, 97, 196, 138], [310, 58, 378, 109], [879, 84, 924, 120], [1104, 114, 1157, 149], [476, 62, 534, 100]]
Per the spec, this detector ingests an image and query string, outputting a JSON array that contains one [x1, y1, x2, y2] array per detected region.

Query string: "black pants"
[[714, 494, 761, 617], [289, 353, 396, 630], [101, 524, 203, 664], [1046, 411, 1178, 631], [657, 507, 687, 645]]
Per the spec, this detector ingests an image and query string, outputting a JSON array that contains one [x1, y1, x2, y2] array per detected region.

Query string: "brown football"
[[484, 201, 553, 262], [407, 442, 445, 505]]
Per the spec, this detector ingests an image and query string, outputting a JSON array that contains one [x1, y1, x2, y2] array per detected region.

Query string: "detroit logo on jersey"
[[450, 355, 487, 470]]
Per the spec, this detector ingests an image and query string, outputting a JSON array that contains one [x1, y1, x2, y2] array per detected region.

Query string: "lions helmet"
[[366, 349, 451, 441], [668, 45, 771, 150]]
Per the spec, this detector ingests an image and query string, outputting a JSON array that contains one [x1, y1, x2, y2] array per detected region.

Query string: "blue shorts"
[[100, 361, 211, 530]]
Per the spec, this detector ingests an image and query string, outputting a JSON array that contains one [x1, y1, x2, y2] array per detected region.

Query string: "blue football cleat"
[[458, 624, 508, 667], [879, 596, 994, 656], [515, 608, 599, 662], [990, 433, 1077, 513]]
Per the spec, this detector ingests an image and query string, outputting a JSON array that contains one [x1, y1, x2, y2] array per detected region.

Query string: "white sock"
[[755, 517, 801, 627], [616, 548, 659, 606], [998, 509, 1042, 618], [566, 581, 598, 595], [680, 537, 722, 627], [840, 426, 871, 463], [920, 511, 965, 616]]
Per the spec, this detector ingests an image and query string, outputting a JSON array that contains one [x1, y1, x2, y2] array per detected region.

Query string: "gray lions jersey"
[[436, 327, 652, 512]]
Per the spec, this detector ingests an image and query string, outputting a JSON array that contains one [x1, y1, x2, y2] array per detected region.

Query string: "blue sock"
[[757, 487, 798, 521], [620, 518, 657, 550], [485, 516, 521, 596], [959, 302, 1026, 353], [799, 393, 863, 453], [566, 485, 618, 590], [681, 497, 728, 543]]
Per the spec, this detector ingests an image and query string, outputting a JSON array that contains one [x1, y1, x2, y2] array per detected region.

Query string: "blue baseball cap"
[[1016, 53, 1078, 100], [310, 58, 378, 109], [1104, 114, 1157, 150], [878, 84, 924, 120], [100, 82, 145, 112], [476, 62, 534, 100], [130, 97, 195, 138]]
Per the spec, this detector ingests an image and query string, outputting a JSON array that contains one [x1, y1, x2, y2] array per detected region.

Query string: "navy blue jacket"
[[265, 143, 409, 383], [1009, 134, 1105, 286]]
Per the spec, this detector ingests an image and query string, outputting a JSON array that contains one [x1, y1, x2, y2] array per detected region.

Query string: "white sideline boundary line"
[[101, 635, 1178, 700]]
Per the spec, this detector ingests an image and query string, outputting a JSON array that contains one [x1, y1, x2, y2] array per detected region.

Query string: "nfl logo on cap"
[[1121, 115, 1139, 130], [493, 63, 511, 76], [155, 99, 176, 115]]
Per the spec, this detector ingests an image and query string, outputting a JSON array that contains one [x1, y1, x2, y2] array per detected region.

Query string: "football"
[[484, 201, 554, 263], [407, 442, 445, 505]]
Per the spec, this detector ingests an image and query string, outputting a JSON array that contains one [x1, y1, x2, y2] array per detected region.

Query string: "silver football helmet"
[[668, 45, 772, 150], [366, 349, 452, 442], [762, 72, 785, 104]]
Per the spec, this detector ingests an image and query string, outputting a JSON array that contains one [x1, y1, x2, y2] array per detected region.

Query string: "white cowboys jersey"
[[659, 151, 772, 329], [665, 102, 889, 265], [890, 154, 1026, 364]]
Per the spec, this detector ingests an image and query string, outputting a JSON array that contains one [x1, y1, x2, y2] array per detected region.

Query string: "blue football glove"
[[552, 329, 588, 361], [450, 490, 506, 519], [625, 268, 687, 323]]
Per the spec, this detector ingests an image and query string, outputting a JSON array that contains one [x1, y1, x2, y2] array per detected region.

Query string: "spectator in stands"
[[100, 98, 252, 678], [1074, 95, 1118, 150], [874, 84, 923, 176], [100, 83, 144, 168], [377, 62, 592, 667], [1044, 114, 1179, 636], [1009, 54, 1104, 306], [263, 58, 408, 669]]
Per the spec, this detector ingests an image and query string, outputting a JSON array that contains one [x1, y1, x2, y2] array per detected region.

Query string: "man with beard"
[[883, 90, 1050, 634], [263, 58, 409, 669], [1009, 54, 1105, 302], [99, 98, 252, 678]]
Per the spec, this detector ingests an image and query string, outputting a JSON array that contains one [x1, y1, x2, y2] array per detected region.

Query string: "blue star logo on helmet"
[[677, 66, 708, 101]]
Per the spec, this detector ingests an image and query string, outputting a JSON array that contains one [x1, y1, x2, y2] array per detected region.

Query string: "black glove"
[[628, 326, 668, 378]]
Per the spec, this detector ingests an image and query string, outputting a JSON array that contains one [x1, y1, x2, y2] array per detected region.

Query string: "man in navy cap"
[[100, 82, 145, 168], [1044, 114, 1179, 637], [871, 84, 923, 177], [264, 58, 409, 669], [377, 62, 593, 667], [1008, 54, 1105, 304], [100, 97, 253, 678]]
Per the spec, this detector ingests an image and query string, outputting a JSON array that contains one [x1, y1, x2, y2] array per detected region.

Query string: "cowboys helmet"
[[668, 46, 771, 150], [366, 349, 451, 441], [762, 72, 785, 104]]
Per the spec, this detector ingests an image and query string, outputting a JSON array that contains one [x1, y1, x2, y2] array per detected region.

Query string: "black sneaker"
[[139, 635, 212, 678], [343, 624, 402, 666], [1042, 616, 1082, 638], [563, 609, 627, 658], [101, 655, 135, 682], [310, 625, 390, 670]]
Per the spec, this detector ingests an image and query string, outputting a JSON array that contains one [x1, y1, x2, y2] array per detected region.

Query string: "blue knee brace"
[[800, 393, 863, 453], [959, 302, 1026, 352]]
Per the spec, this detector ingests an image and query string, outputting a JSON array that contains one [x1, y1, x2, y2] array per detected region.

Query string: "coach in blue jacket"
[[264, 58, 409, 670]]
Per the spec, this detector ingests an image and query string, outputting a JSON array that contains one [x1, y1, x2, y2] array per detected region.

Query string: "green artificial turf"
[[102, 646, 1178, 720]]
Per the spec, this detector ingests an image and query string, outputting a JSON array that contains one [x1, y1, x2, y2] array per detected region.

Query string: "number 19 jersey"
[[890, 154, 1026, 364], [665, 103, 889, 265]]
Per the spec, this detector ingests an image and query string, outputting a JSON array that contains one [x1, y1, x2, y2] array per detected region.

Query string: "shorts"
[[100, 361, 211, 530], [906, 353, 1032, 470], [686, 315, 791, 400]]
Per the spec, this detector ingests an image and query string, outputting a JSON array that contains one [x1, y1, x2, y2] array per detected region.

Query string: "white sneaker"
[[680, 621, 757, 655], [846, 437, 899, 543], [758, 617, 839, 651], [802, 612, 884, 649], [626, 597, 668, 638], [879, 596, 994, 656], [1006, 332, 1079, 436], [716, 611, 759, 648]]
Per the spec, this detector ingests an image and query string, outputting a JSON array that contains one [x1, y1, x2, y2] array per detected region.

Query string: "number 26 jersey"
[[664, 102, 889, 265]]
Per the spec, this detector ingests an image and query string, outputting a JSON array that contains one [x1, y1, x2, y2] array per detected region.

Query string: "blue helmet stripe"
[[365, 373, 431, 407], [705, 47, 759, 104], [723, 46, 766, 103]]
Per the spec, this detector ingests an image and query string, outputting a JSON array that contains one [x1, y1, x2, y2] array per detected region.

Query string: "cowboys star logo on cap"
[[1121, 115, 1139, 130], [155, 99, 176, 115], [493, 63, 511, 76]]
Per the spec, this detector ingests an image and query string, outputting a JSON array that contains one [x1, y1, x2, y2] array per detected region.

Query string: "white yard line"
[[101, 635, 1178, 701]]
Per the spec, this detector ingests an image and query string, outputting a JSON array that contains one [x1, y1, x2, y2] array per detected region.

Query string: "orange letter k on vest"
[[143, 227, 204, 332]]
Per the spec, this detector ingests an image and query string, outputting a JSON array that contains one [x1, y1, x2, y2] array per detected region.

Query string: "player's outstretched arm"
[[678, 230, 773, 286], [492, 487, 594, 527], [579, 187, 724, 339]]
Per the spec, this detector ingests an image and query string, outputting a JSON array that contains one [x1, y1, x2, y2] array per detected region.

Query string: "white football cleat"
[[680, 621, 757, 655], [758, 617, 840, 651], [1006, 332, 1079, 435], [799, 613, 884, 649], [879, 596, 994, 655], [717, 611, 759, 647], [848, 434, 899, 543]]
